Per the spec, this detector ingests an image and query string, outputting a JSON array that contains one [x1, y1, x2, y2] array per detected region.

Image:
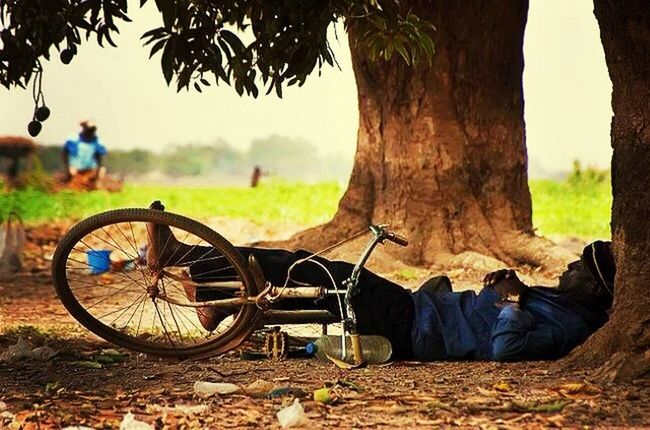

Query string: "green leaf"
[[234, 79, 244, 96], [154, 0, 176, 29], [394, 43, 410, 65], [148, 39, 166, 58], [141, 27, 166, 40], [220, 29, 245, 56], [161, 40, 174, 85], [217, 38, 232, 62], [313, 387, 333, 404], [383, 44, 394, 61], [72, 360, 103, 369]]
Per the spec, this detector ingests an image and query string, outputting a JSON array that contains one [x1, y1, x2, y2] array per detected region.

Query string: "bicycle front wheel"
[[52, 208, 261, 358]]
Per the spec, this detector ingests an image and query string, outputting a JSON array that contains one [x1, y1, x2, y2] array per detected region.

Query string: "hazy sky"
[[0, 0, 612, 172]]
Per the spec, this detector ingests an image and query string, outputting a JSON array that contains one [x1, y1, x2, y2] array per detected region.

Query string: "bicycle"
[[51, 202, 408, 363]]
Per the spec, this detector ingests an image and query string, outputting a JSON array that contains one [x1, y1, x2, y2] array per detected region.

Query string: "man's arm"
[[491, 304, 560, 361]]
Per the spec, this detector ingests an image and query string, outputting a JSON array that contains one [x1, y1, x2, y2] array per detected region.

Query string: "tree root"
[[591, 351, 650, 382], [557, 319, 650, 383]]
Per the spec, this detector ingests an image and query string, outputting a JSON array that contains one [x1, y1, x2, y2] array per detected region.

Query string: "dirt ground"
[[0, 223, 648, 429]]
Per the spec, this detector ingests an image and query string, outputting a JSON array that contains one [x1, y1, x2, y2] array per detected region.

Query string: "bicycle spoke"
[[161, 227, 194, 268], [71, 243, 146, 289], [80, 238, 145, 287], [113, 222, 152, 286], [135, 295, 147, 339], [99, 226, 139, 262], [85, 282, 138, 311], [189, 264, 241, 280], [153, 299, 175, 346], [100, 292, 146, 324], [171, 305, 200, 343], [120, 293, 149, 332], [172, 298, 209, 336], [160, 278, 186, 343]]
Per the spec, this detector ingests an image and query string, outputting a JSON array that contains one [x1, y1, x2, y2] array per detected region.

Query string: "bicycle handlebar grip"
[[386, 232, 409, 247]]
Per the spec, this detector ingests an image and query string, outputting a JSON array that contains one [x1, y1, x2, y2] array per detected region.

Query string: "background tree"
[[561, 0, 649, 382], [294, 0, 571, 267], [1, 0, 561, 267]]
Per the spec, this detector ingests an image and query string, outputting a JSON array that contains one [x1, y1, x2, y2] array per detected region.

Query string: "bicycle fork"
[[341, 224, 408, 364]]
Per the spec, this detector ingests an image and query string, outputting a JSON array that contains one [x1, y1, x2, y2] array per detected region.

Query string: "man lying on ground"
[[146, 203, 615, 362]]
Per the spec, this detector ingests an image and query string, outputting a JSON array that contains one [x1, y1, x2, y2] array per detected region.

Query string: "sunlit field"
[[0, 180, 341, 226], [530, 178, 611, 239], [0, 178, 611, 240]]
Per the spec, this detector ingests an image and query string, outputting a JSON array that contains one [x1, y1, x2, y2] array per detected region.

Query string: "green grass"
[[530, 179, 611, 239], [0, 180, 342, 226], [0, 178, 612, 239]]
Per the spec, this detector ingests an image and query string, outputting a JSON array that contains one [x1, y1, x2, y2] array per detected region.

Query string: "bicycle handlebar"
[[385, 231, 409, 247]]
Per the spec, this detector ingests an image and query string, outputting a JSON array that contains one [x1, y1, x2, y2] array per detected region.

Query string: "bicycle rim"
[[52, 208, 261, 358]]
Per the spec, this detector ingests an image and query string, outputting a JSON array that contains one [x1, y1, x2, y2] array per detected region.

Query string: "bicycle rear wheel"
[[52, 208, 262, 358]]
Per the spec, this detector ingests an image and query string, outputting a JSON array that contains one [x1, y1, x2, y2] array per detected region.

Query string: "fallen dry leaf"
[[553, 383, 602, 398], [493, 381, 512, 392]]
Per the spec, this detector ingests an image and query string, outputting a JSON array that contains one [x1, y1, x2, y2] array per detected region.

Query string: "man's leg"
[[188, 248, 416, 359], [146, 214, 415, 359]]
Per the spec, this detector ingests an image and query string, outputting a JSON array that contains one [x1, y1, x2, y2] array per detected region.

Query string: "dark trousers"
[[188, 247, 416, 359]]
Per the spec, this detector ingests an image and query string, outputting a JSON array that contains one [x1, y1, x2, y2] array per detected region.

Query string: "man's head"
[[79, 120, 97, 141], [558, 240, 615, 310]]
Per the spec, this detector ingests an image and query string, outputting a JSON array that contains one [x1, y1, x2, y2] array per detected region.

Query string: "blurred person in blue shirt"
[[145, 206, 615, 362], [62, 120, 107, 181]]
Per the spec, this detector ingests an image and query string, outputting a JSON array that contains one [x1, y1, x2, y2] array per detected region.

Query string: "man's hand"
[[483, 269, 527, 302], [483, 269, 511, 288]]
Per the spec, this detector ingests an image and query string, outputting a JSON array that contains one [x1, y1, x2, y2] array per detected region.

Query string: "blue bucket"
[[86, 249, 112, 275]]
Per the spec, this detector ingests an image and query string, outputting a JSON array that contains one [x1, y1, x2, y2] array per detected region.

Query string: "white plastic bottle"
[[306, 335, 392, 364]]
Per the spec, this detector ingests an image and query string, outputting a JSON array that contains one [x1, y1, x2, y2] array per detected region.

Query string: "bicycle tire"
[[52, 208, 262, 359]]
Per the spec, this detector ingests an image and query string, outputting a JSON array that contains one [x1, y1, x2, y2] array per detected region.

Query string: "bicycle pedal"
[[264, 327, 289, 360]]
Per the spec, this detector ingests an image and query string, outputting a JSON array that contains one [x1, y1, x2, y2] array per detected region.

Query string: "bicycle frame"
[[155, 223, 408, 363]]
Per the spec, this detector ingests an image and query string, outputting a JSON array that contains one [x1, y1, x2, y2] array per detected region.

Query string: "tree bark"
[[561, 0, 650, 382], [291, 0, 572, 267]]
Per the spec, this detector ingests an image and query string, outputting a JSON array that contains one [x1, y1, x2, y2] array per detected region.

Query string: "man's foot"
[[146, 201, 239, 331], [179, 271, 239, 332], [146, 201, 190, 271]]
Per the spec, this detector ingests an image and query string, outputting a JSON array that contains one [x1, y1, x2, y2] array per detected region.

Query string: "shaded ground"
[[0, 223, 648, 429]]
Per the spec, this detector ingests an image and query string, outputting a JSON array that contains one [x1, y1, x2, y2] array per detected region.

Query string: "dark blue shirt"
[[411, 286, 607, 361]]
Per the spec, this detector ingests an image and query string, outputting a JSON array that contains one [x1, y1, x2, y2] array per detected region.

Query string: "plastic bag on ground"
[[119, 412, 153, 430], [193, 381, 241, 398], [0, 213, 25, 275], [277, 398, 309, 429], [145, 403, 211, 415], [0, 338, 56, 362]]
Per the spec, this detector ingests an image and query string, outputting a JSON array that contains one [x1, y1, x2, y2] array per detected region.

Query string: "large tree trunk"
[[561, 0, 650, 382], [291, 0, 573, 267]]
